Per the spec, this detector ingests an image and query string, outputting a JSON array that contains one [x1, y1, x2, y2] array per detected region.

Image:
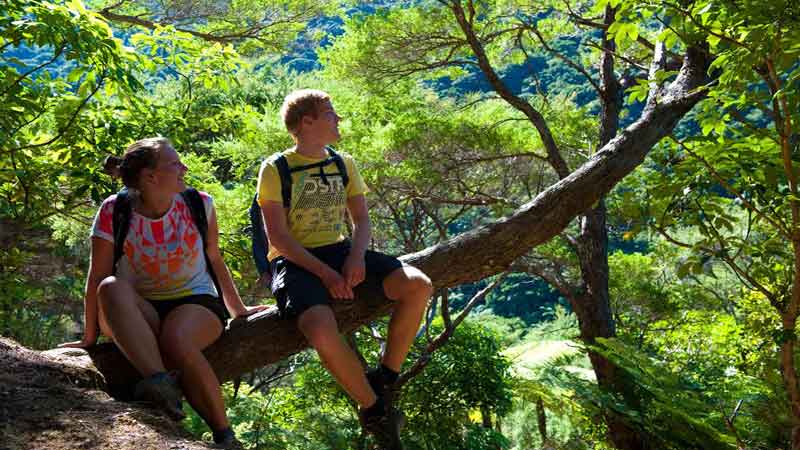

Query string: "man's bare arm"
[[343, 194, 370, 287], [261, 200, 353, 299]]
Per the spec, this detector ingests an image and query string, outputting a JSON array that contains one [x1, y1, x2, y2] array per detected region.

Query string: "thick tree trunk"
[[573, 202, 614, 344], [84, 45, 711, 393], [567, 6, 650, 447], [780, 311, 800, 450], [574, 200, 648, 450]]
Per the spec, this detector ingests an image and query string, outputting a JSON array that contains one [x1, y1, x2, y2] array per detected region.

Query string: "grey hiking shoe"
[[133, 371, 185, 420], [359, 406, 405, 450]]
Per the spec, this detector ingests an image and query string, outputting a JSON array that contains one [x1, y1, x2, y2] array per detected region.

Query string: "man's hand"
[[321, 267, 354, 300], [342, 252, 366, 289]]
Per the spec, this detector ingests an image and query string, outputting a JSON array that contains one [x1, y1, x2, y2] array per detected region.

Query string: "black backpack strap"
[[249, 193, 270, 275], [274, 154, 292, 208], [326, 147, 349, 188], [111, 188, 132, 275], [182, 188, 208, 240], [271, 150, 348, 208], [181, 189, 226, 316], [283, 149, 349, 187]]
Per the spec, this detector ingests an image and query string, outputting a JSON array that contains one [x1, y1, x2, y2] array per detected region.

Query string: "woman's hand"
[[58, 334, 97, 349], [232, 304, 272, 319]]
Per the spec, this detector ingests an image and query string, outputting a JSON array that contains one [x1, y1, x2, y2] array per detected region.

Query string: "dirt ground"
[[0, 338, 216, 450]]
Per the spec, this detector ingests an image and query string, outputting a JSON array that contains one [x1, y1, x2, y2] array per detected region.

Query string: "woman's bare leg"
[[158, 304, 226, 431], [97, 276, 165, 376]]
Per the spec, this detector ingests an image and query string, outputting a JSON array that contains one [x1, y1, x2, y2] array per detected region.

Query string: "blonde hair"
[[280, 89, 331, 135]]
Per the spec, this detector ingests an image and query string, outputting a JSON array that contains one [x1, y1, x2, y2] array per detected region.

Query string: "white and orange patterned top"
[[90, 192, 218, 301]]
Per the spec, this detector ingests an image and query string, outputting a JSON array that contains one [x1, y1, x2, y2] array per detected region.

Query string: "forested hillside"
[[2, 0, 799, 449]]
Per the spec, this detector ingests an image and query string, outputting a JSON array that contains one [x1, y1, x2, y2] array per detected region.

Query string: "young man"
[[256, 89, 432, 448]]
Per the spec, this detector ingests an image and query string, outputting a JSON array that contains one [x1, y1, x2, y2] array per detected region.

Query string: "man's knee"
[[298, 306, 340, 349], [411, 271, 433, 299], [386, 267, 433, 302]]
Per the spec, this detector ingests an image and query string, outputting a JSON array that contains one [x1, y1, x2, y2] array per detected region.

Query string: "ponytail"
[[103, 137, 168, 189]]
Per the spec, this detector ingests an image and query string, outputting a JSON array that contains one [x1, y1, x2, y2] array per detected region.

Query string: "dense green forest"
[[2, 0, 800, 448]]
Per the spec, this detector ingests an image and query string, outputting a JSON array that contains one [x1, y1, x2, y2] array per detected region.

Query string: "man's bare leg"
[[297, 304, 377, 407], [382, 267, 432, 371]]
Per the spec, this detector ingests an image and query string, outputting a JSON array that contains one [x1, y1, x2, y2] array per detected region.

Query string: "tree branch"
[[510, 258, 575, 299], [449, 1, 570, 179], [98, 8, 233, 43], [663, 1, 752, 51], [1, 43, 66, 98], [524, 24, 602, 96]]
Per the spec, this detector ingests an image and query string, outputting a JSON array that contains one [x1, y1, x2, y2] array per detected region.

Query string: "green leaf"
[[66, 67, 84, 83]]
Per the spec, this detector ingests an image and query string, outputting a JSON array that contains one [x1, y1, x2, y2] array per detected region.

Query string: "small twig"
[[723, 399, 746, 450], [524, 23, 602, 95], [398, 273, 509, 386]]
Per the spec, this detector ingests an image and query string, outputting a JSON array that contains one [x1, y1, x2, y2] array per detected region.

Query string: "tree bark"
[[573, 203, 614, 344], [84, 44, 711, 394], [574, 202, 649, 450], [781, 311, 800, 450], [567, 6, 650, 449], [535, 397, 548, 445], [481, 405, 492, 428]]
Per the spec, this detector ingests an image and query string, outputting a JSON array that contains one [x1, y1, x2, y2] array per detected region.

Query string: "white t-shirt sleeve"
[[199, 191, 215, 223], [90, 195, 116, 243]]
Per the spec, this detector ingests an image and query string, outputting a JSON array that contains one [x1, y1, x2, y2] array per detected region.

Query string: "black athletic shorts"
[[146, 294, 228, 329], [269, 241, 404, 319]]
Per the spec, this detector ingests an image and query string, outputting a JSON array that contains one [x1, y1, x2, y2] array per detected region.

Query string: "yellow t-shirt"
[[256, 148, 369, 261]]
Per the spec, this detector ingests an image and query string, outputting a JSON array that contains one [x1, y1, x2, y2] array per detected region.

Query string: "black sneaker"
[[133, 371, 185, 421], [212, 428, 243, 449], [366, 368, 396, 406], [359, 406, 404, 450]]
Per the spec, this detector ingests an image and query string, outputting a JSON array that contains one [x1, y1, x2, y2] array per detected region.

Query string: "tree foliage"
[[2, 0, 800, 449]]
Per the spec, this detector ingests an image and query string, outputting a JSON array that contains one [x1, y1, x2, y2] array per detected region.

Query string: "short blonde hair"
[[280, 89, 331, 135]]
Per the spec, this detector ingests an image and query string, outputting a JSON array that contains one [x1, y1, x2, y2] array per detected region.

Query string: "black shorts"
[[146, 294, 228, 329], [270, 241, 404, 319]]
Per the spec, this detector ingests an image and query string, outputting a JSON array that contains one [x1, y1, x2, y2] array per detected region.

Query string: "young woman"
[[60, 137, 267, 447]]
